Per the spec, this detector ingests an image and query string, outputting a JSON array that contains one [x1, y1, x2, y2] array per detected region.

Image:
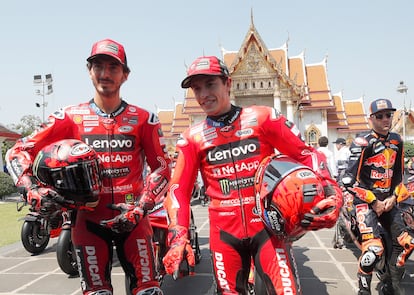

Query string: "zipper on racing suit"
[[228, 141, 249, 238], [102, 114, 116, 208]]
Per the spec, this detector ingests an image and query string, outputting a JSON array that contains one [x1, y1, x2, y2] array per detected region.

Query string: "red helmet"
[[255, 154, 325, 240], [33, 139, 101, 207]]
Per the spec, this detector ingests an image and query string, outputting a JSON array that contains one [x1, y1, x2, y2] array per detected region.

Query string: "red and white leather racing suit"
[[6, 100, 171, 294], [165, 105, 341, 294]]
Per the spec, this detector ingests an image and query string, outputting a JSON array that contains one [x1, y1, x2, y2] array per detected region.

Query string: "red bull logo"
[[364, 149, 396, 169], [350, 187, 376, 203]]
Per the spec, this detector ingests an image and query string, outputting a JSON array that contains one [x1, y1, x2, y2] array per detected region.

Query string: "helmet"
[[33, 139, 101, 206], [255, 154, 325, 240]]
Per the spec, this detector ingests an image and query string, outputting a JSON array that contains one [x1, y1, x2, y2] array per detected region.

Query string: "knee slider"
[[359, 246, 382, 273], [135, 286, 163, 295]]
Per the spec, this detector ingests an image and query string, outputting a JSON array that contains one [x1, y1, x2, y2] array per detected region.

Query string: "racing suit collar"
[[89, 99, 128, 118], [371, 129, 389, 140], [207, 104, 242, 126]]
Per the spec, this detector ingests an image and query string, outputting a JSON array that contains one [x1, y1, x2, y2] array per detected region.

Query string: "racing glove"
[[100, 203, 145, 233], [27, 187, 63, 227], [301, 195, 341, 230], [162, 225, 195, 280], [27, 187, 60, 213]]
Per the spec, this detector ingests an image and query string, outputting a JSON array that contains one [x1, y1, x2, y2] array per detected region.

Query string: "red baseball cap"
[[181, 56, 229, 88], [87, 39, 129, 71]]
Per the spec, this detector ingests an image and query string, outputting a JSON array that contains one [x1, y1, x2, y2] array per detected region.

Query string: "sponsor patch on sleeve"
[[52, 108, 65, 120], [148, 112, 160, 125]]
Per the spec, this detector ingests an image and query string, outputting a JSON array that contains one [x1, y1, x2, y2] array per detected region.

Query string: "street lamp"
[[397, 81, 408, 141], [34, 74, 53, 122]]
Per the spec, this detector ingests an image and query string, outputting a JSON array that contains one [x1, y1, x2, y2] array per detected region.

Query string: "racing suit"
[[164, 105, 341, 294], [343, 130, 413, 295], [6, 100, 171, 295]]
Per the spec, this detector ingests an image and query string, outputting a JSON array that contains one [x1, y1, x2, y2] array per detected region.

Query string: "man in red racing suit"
[[162, 56, 342, 294], [6, 39, 170, 295], [341, 98, 414, 295]]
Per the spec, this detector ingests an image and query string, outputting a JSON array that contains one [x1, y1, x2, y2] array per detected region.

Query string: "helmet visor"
[[49, 159, 101, 198]]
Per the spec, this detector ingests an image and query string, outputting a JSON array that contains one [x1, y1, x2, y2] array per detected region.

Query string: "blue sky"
[[1, 1, 413, 126]]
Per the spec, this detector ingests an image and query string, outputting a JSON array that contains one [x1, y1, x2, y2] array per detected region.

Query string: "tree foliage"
[[0, 171, 17, 198], [9, 115, 42, 137], [404, 142, 414, 158], [2, 115, 41, 162]]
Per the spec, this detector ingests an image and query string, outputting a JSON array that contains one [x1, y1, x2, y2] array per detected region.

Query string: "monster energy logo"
[[218, 177, 255, 195], [219, 179, 231, 195]]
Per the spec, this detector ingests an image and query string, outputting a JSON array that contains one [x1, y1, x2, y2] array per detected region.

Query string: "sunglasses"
[[372, 112, 393, 120]]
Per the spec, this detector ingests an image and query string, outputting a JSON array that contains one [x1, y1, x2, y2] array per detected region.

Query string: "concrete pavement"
[[0, 201, 413, 294]]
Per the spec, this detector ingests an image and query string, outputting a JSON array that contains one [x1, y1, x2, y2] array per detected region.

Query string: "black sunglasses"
[[372, 112, 393, 120]]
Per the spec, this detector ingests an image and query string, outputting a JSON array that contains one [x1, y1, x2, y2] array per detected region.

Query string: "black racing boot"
[[379, 279, 394, 295], [389, 263, 406, 295], [357, 273, 372, 295]]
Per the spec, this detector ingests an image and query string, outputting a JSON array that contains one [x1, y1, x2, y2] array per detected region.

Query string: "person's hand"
[[100, 203, 144, 233], [27, 187, 59, 212], [301, 196, 340, 230], [383, 195, 396, 212], [371, 199, 385, 216], [162, 225, 195, 280], [137, 191, 155, 214]]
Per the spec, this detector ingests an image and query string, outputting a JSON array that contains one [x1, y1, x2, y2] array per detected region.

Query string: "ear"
[[225, 77, 232, 88], [122, 72, 129, 83]]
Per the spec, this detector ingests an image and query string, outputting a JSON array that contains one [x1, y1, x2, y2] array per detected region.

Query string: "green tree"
[[2, 140, 14, 164], [0, 171, 17, 198], [9, 115, 42, 137], [2, 115, 41, 163], [404, 142, 414, 158]]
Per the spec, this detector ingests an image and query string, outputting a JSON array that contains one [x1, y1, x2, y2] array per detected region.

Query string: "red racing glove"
[[301, 195, 340, 230], [100, 203, 144, 233], [162, 225, 195, 280], [27, 187, 60, 212]]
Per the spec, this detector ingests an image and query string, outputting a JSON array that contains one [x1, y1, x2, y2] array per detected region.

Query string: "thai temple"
[[1, 15, 412, 164], [158, 15, 374, 156]]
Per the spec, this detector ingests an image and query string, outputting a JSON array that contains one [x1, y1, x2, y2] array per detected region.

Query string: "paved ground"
[[0, 199, 413, 295]]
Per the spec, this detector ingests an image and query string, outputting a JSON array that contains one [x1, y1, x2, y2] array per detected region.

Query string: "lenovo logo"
[[83, 135, 135, 152], [206, 138, 260, 164]]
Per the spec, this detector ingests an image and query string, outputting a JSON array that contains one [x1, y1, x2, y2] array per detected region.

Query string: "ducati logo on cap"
[[192, 58, 211, 71], [97, 42, 119, 55]]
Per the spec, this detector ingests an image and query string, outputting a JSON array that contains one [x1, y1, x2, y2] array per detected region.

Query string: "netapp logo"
[[83, 135, 136, 152], [206, 138, 260, 164]]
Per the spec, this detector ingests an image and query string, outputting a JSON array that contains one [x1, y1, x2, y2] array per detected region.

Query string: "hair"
[[86, 59, 130, 74], [318, 136, 329, 147]]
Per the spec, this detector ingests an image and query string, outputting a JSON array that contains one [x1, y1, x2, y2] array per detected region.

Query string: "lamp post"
[[397, 81, 408, 141], [34, 74, 53, 123]]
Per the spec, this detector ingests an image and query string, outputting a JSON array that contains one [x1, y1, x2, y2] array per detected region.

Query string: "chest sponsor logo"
[[206, 138, 260, 164], [218, 177, 255, 195], [73, 115, 83, 124], [83, 120, 99, 127], [83, 134, 135, 152], [69, 107, 90, 115], [84, 115, 99, 121], [101, 167, 130, 177], [235, 128, 253, 137], [220, 125, 234, 133], [118, 125, 134, 133]]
